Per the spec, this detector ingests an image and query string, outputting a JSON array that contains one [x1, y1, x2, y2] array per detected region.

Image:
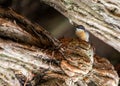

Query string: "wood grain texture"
[[0, 7, 119, 86], [41, 0, 120, 52], [0, 8, 61, 49], [0, 38, 118, 86]]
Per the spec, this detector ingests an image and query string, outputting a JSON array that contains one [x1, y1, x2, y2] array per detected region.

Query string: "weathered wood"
[[0, 7, 119, 86], [0, 8, 61, 49], [41, 0, 120, 52], [0, 37, 118, 86], [0, 38, 62, 86]]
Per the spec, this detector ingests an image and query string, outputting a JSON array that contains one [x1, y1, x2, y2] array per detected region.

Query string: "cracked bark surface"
[[0, 7, 119, 86]]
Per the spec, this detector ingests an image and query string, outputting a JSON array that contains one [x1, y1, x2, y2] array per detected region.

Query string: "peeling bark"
[[0, 8, 61, 49], [0, 7, 119, 86]]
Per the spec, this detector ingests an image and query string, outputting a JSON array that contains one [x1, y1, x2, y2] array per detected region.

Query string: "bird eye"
[[77, 25, 85, 30]]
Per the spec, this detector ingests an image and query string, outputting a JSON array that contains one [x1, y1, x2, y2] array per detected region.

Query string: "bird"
[[75, 25, 89, 42]]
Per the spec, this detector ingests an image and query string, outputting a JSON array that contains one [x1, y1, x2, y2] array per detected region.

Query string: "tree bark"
[[41, 0, 120, 52], [0, 8, 60, 49], [0, 7, 119, 86]]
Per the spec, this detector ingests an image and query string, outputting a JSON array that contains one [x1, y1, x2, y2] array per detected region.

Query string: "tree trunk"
[[41, 0, 120, 52], [0, 5, 119, 86]]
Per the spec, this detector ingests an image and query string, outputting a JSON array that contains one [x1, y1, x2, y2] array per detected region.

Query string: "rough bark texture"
[[0, 8, 60, 49], [0, 6, 119, 86], [41, 0, 120, 52]]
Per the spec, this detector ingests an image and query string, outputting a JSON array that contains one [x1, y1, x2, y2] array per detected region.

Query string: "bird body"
[[75, 25, 89, 42]]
